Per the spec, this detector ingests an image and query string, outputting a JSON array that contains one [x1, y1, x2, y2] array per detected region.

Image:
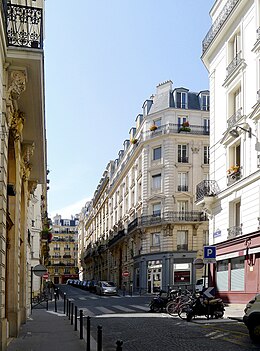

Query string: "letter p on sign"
[[204, 246, 216, 260]]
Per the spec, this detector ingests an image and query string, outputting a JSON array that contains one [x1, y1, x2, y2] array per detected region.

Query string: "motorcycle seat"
[[204, 298, 222, 305]]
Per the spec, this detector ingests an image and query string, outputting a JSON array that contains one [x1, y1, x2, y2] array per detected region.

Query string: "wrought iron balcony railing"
[[3, 2, 43, 49], [202, 0, 240, 54], [227, 108, 242, 129], [178, 185, 188, 192], [227, 225, 242, 239], [108, 229, 125, 248], [226, 51, 244, 78], [195, 180, 219, 203], [178, 156, 189, 163]]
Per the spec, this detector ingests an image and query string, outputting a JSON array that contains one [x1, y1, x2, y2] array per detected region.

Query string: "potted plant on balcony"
[[150, 124, 158, 131], [178, 121, 191, 133], [227, 165, 240, 179], [130, 138, 138, 144]]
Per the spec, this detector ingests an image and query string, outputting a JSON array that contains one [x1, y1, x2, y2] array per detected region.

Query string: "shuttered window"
[[216, 260, 228, 291], [230, 257, 244, 291]]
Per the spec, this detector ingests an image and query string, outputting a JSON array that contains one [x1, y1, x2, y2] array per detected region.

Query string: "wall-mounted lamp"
[[229, 125, 260, 151], [229, 125, 252, 138]]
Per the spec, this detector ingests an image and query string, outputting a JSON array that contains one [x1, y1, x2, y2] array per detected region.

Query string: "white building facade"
[[81, 80, 210, 293], [197, 0, 260, 303]]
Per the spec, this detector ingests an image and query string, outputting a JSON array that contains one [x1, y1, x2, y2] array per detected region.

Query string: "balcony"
[[3, 2, 43, 49], [178, 185, 188, 192], [227, 108, 243, 129], [195, 180, 219, 203], [177, 244, 188, 251], [202, 0, 240, 54], [108, 229, 125, 248], [178, 156, 189, 163], [226, 51, 245, 80], [227, 225, 242, 239], [141, 211, 207, 226]]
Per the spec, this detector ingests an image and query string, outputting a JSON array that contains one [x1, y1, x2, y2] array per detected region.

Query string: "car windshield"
[[102, 282, 115, 287]]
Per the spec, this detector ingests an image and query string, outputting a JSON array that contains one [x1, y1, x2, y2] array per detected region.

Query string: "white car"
[[96, 281, 118, 296], [243, 293, 260, 342]]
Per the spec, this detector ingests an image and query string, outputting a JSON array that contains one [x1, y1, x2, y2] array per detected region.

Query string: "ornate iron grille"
[[195, 180, 219, 203], [227, 225, 242, 239], [4, 3, 43, 49], [202, 0, 240, 54]]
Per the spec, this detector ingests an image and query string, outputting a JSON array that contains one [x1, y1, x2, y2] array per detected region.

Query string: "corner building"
[[197, 0, 260, 303], [81, 80, 210, 293]]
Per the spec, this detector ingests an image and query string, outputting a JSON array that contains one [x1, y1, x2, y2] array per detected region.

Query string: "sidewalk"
[[7, 300, 94, 351], [7, 299, 246, 351]]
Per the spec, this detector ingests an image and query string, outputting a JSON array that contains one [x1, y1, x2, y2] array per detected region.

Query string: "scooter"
[[149, 288, 180, 312], [186, 293, 225, 321]]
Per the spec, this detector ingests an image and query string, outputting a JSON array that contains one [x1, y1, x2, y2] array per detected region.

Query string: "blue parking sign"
[[204, 246, 216, 259]]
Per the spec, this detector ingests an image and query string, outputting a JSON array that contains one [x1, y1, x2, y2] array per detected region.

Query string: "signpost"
[[122, 271, 130, 277], [203, 287, 215, 299], [31, 264, 48, 312], [203, 246, 216, 263]]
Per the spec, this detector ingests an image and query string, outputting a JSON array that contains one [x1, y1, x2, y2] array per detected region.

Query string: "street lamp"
[[229, 125, 260, 151]]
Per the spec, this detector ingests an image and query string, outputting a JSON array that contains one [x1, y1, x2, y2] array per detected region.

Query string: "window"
[[153, 119, 161, 128], [228, 142, 241, 176], [230, 257, 244, 291], [178, 116, 188, 127], [152, 174, 161, 190], [178, 144, 188, 163], [202, 95, 210, 111], [152, 232, 160, 246], [230, 32, 241, 60], [204, 146, 209, 164], [216, 260, 228, 291], [178, 172, 188, 191], [177, 230, 188, 250], [152, 203, 161, 216], [176, 91, 187, 109], [153, 146, 161, 160], [204, 119, 209, 134], [177, 200, 188, 220]]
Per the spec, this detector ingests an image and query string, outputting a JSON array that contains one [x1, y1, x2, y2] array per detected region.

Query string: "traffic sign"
[[203, 246, 216, 263], [203, 286, 215, 299], [122, 271, 130, 277], [42, 273, 49, 280], [32, 264, 47, 277], [193, 258, 204, 269]]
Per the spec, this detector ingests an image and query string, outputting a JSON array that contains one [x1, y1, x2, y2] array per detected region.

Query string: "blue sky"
[[44, 0, 214, 219]]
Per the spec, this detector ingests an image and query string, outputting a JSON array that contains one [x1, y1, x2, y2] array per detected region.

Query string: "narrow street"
[[60, 285, 257, 351]]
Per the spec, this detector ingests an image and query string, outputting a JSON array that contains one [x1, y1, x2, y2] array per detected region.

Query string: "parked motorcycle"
[[149, 288, 180, 312], [186, 293, 225, 321]]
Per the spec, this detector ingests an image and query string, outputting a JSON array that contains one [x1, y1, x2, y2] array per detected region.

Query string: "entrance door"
[[147, 260, 162, 293]]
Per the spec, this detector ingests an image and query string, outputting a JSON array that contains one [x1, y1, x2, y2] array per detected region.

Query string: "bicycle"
[[166, 289, 193, 319]]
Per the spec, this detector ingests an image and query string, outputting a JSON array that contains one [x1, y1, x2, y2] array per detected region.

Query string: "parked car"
[[243, 293, 260, 342], [89, 280, 98, 293], [96, 281, 118, 296]]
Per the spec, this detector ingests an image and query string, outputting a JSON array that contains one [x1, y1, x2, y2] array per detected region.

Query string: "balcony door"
[[178, 200, 188, 220]]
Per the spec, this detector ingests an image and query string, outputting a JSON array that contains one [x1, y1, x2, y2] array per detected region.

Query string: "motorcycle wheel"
[[166, 301, 178, 316], [150, 302, 161, 313], [187, 312, 193, 322], [178, 302, 190, 320]]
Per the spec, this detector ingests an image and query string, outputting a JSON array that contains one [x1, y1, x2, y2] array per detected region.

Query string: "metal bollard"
[[86, 316, 91, 351], [54, 292, 57, 312], [71, 302, 74, 325], [74, 305, 77, 331], [116, 340, 123, 351], [79, 310, 83, 340], [97, 325, 102, 351], [46, 299, 48, 311], [64, 293, 66, 314], [68, 300, 71, 319]]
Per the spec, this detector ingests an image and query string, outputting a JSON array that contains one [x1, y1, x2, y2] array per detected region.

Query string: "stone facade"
[[0, 1, 47, 350], [79, 81, 210, 293]]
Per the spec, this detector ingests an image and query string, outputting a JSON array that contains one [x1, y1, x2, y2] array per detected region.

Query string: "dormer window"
[[202, 94, 210, 111], [176, 91, 187, 109]]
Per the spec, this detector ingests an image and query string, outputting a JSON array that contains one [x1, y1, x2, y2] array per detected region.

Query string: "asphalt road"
[[58, 285, 259, 351]]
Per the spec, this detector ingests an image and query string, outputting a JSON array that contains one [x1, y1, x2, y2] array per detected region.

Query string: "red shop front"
[[61, 274, 79, 284], [211, 231, 260, 304]]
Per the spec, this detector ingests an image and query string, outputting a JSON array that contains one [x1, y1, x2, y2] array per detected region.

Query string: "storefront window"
[[216, 260, 228, 291], [230, 256, 244, 291]]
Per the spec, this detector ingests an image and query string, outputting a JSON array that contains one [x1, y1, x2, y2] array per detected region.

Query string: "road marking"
[[211, 332, 230, 339], [95, 306, 116, 314], [205, 331, 219, 337], [113, 305, 135, 312], [81, 308, 94, 317], [130, 305, 149, 311]]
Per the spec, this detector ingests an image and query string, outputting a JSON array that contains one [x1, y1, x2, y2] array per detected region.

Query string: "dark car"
[[89, 280, 98, 293]]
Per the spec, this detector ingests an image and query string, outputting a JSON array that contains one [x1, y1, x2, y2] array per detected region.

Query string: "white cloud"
[[50, 197, 90, 220]]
